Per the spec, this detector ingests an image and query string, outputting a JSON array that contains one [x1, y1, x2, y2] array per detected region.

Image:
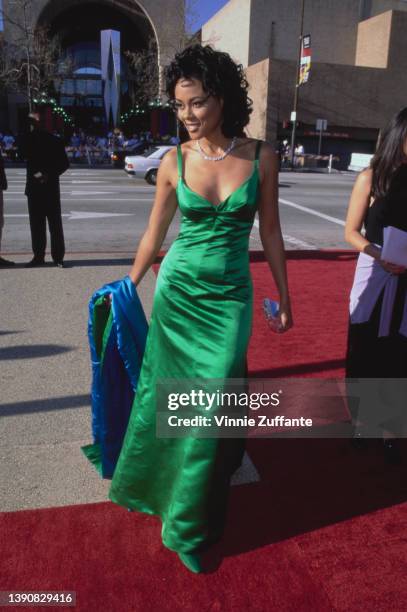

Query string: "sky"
[[187, 0, 230, 33]]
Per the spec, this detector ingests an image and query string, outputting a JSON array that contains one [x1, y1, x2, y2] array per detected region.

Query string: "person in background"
[[344, 107, 407, 463], [19, 113, 70, 268], [124, 134, 140, 148], [0, 153, 14, 267], [3, 132, 15, 150], [96, 135, 107, 149], [70, 132, 81, 148], [281, 140, 290, 167], [276, 141, 284, 169], [294, 143, 304, 167]]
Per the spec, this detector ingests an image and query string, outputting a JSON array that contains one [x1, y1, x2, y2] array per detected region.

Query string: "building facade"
[[202, 0, 407, 167], [1, 0, 185, 134]]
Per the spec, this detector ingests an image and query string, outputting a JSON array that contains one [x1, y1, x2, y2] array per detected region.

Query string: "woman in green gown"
[[108, 44, 292, 573]]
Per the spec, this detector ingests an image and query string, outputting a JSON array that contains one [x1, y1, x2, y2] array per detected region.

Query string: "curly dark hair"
[[164, 44, 253, 138]]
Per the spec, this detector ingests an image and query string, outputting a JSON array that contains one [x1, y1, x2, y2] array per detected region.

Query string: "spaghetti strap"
[[176, 144, 183, 179], [255, 140, 262, 162]]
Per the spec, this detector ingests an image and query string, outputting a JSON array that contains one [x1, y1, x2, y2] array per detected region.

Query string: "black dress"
[[345, 166, 407, 432]]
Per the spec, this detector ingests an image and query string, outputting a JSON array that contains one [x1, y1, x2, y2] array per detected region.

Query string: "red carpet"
[[2, 252, 407, 612], [248, 250, 357, 378]]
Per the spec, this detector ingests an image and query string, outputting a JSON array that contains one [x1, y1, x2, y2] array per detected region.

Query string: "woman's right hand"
[[379, 260, 407, 275]]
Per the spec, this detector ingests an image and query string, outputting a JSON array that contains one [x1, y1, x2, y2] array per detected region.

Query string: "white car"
[[125, 145, 175, 184]]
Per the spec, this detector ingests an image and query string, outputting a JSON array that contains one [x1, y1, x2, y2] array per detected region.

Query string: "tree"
[[0, 0, 72, 111], [124, 38, 160, 109], [124, 0, 204, 107]]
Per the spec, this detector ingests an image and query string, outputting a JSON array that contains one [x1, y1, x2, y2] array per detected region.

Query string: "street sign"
[[316, 119, 328, 155], [299, 34, 311, 85], [316, 119, 328, 131], [291, 111, 297, 121]]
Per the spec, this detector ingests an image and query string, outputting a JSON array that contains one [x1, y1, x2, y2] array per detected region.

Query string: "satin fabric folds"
[[81, 276, 148, 478], [107, 141, 262, 554]]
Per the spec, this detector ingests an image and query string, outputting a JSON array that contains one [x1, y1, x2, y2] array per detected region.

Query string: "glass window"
[[60, 96, 75, 106], [61, 80, 75, 95], [150, 147, 171, 159], [85, 80, 102, 95], [142, 147, 159, 157], [85, 98, 103, 107], [66, 42, 101, 72], [75, 80, 87, 96]]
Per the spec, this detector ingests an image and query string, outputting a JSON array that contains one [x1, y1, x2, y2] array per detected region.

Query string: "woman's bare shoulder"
[[157, 146, 179, 188], [355, 167, 373, 190], [234, 138, 276, 163], [256, 140, 278, 177], [159, 146, 178, 168], [358, 167, 373, 180], [258, 140, 277, 157]]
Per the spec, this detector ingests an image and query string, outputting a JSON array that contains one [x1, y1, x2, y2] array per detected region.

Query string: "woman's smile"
[[185, 122, 201, 133]]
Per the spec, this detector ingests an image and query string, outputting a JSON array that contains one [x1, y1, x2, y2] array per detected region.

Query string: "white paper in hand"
[[381, 226, 407, 267]]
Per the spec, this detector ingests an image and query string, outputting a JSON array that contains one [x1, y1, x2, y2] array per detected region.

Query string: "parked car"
[[125, 145, 175, 185], [111, 142, 149, 168]]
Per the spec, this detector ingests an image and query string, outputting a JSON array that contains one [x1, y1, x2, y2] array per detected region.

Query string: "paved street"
[[1, 167, 357, 256], [0, 165, 358, 513]]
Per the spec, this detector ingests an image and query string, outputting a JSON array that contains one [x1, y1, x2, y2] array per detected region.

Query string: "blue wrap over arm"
[[81, 276, 148, 478]]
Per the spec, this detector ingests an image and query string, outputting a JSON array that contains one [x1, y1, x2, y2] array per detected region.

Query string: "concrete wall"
[[265, 56, 405, 144], [370, 0, 407, 17], [203, 0, 407, 72], [355, 10, 393, 67], [244, 58, 269, 140], [356, 10, 407, 68], [201, 0, 365, 73], [201, 0, 252, 68], [248, 0, 370, 67], [266, 0, 361, 66], [386, 9, 407, 68], [243, 1, 407, 145], [199, 0, 407, 146]]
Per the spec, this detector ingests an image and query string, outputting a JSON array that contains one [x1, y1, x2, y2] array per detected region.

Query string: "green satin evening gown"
[[108, 139, 262, 553]]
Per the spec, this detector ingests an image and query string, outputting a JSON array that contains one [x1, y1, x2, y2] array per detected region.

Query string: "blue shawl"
[[81, 276, 148, 478]]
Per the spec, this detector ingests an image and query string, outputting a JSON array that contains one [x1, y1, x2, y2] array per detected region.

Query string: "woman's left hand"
[[278, 301, 293, 332]]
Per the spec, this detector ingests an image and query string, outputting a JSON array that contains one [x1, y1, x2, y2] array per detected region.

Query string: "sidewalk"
[[0, 255, 156, 512], [0, 254, 259, 513]]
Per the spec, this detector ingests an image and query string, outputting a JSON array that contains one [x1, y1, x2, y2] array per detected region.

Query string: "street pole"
[[290, 0, 306, 169], [318, 127, 323, 156]]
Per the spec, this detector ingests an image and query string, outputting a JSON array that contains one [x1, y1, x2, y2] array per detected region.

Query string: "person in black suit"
[[0, 153, 14, 267], [20, 113, 70, 267]]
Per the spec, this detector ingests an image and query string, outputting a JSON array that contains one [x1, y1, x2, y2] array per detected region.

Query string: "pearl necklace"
[[196, 136, 237, 161]]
